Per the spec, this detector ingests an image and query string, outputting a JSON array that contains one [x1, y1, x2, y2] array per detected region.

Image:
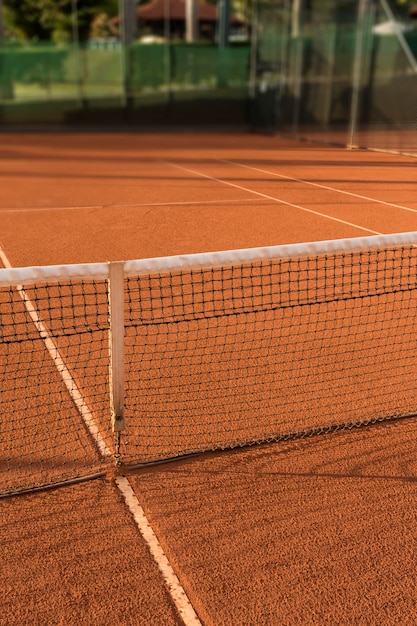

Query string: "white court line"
[[220, 159, 417, 215], [0, 198, 261, 214], [0, 245, 112, 459], [116, 476, 203, 626], [164, 161, 383, 236], [1, 244, 204, 624]]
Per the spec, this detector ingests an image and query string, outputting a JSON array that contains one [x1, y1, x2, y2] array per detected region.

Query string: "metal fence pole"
[[120, 0, 138, 110], [218, 0, 230, 47], [291, 0, 304, 136], [0, 0, 4, 40], [349, 0, 370, 148], [71, 0, 84, 107]]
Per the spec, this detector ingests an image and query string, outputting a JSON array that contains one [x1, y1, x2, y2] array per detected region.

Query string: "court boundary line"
[[220, 159, 417, 216], [0, 198, 261, 214], [0, 245, 111, 458], [1, 245, 205, 624], [163, 161, 383, 236], [115, 476, 203, 626]]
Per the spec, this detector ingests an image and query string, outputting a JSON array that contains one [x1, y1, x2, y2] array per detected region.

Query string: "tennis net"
[[2, 231, 417, 496]]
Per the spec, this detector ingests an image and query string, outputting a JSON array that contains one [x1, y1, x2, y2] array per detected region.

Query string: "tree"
[[3, 0, 119, 42]]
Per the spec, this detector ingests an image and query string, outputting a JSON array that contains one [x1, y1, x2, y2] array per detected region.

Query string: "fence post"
[[349, 0, 370, 148], [120, 0, 137, 111], [0, 0, 4, 40]]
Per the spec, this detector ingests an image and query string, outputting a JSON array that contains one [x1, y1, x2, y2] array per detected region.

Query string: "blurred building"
[[113, 0, 247, 42]]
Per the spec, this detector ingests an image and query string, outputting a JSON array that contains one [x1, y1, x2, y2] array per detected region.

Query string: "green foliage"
[[3, 0, 119, 42], [90, 12, 118, 40]]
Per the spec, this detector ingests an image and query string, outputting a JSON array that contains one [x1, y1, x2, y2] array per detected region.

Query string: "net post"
[[108, 262, 126, 463]]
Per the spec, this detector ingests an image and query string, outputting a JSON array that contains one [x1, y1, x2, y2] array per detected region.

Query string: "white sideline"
[[220, 159, 417, 216], [164, 160, 383, 236], [1, 245, 202, 623], [0, 246, 112, 459], [115, 476, 203, 626]]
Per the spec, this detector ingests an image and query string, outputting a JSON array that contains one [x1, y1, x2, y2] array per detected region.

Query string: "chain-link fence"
[[250, 0, 417, 156], [0, 41, 251, 126]]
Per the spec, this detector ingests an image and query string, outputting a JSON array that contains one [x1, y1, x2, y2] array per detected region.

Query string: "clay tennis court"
[[1, 131, 417, 625]]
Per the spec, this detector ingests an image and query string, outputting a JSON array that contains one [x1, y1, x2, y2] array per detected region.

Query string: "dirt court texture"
[[1, 131, 417, 626]]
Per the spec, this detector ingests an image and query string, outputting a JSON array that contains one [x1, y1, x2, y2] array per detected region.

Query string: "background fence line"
[[0, 1, 416, 155], [0, 41, 251, 126], [251, 0, 417, 156]]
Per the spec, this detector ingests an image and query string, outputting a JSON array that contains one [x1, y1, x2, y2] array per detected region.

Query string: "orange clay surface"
[[1, 132, 417, 625]]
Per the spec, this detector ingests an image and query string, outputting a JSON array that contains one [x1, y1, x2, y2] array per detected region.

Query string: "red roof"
[[139, 0, 218, 21], [112, 0, 245, 26]]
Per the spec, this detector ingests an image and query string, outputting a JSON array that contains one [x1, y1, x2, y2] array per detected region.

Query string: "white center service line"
[[164, 160, 383, 236]]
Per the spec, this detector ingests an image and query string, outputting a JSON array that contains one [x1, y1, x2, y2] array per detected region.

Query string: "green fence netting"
[[0, 42, 251, 125]]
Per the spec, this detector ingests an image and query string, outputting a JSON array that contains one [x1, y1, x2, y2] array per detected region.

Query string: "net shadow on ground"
[[127, 416, 417, 626]]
